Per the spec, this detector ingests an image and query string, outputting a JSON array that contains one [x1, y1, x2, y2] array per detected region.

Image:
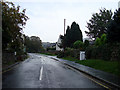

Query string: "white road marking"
[[39, 66, 43, 80]]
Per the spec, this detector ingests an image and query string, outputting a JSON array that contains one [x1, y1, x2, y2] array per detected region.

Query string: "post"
[[64, 19, 66, 35], [118, 1, 120, 9], [63, 19, 66, 51], [80, 51, 85, 60]]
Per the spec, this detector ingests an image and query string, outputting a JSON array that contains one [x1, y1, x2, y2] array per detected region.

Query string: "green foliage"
[[85, 8, 112, 40], [24, 36, 44, 53], [95, 37, 101, 46], [95, 34, 107, 46], [76, 59, 120, 76], [57, 51, 64, 58], [64, 22, 83, 48], [59, 56, 119, 76], [85, 43, 120, 61], [47, 47, 56, 51], [100, 34, 107, 45], [73, 40, 84, 49], [2, 2, 29, 52], [107, 8, 120, 43], [57, 48, 80, 59], [84, 40, 89, 48]]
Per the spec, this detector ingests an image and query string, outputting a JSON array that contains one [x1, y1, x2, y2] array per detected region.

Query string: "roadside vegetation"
[[56, 8, 120, 77], [40, 52, 56, 56], [2, 1, 45, 69], [62, 57, 120, 76], [2, 1, 120, 77], [2, 1, 29, 68]]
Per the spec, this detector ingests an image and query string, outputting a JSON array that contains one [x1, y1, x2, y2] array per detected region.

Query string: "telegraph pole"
[[64, 19, 66, 35], [63, 19, 66, 51], [118, 1, 120, 8]]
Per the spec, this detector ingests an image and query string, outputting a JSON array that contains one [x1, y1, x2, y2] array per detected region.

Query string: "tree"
[[85, 8, 112, 40], [64, 22, 83, 47], [107, 8, 120, 43], [100, 34, 107, 45], [24, 36, 44, 53], [95, 37, 101, 46], [2, 1, 29, 52], [73, 40, 84, 49]]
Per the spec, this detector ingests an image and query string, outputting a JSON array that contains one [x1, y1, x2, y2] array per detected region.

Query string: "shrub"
[[85, 46, 93, 59], [57, 51, 64, 58], [57, 48, 80, 59], [73, 40, 84, 49]]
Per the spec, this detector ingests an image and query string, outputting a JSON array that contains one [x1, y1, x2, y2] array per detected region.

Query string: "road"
[[2, 53, 105, 88]]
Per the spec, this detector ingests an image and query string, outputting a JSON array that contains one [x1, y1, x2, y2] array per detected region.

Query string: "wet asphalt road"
[[2, 53, 104, 88]]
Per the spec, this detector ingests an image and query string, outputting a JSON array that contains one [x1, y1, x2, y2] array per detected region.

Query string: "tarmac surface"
[[2, 53, 105, 88]]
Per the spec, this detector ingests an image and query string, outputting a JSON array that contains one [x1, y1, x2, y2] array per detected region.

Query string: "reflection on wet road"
[[3, 53, 104, 88]]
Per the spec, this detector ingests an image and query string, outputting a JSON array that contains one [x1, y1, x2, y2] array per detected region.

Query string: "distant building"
[[42, 42, 56, 49], [56, 35, 63, 51]]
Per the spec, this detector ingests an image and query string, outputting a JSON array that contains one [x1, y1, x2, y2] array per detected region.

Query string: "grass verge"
[[62, 57, 120, 76], [40, 52, 56, 56]]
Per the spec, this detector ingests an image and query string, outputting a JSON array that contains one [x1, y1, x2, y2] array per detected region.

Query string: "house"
[[56, 35, 64, 51]]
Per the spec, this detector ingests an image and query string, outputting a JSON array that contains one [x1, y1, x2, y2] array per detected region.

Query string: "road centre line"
[[39, 66, 43, 80]]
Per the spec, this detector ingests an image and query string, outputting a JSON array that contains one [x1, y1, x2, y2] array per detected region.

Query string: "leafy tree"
[[24, 36, 44, 53], [100, 34, 107, 45], [73, 40, 84, 49], [64, 22, 83, 47], [95, 37, 101, 46], [2, 1, 29, 51], [95, 34, 106, 46], [85, 8, 112, 40], [107, 8, 120, 43]]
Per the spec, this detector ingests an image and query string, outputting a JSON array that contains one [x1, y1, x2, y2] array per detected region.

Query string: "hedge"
[[85, 43, 120, 61], [57, 48, 80, 59]]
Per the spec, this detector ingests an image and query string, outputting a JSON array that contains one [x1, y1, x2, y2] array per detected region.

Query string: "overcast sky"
[[7, 0, 119, 42]]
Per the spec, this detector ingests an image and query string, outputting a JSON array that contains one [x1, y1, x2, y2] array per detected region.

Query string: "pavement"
[[48, 56, 120, 89]]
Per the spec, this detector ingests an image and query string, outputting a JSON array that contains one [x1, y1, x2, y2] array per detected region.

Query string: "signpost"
[[80, 51, 85, 60]]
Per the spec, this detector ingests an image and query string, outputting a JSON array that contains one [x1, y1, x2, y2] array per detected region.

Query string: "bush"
[[57, 51, 64, 58], [85, 43, 120, 61], [85, 46, 93, 59], [73, 40, 84, 50], [57, 48, 80, 59]]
